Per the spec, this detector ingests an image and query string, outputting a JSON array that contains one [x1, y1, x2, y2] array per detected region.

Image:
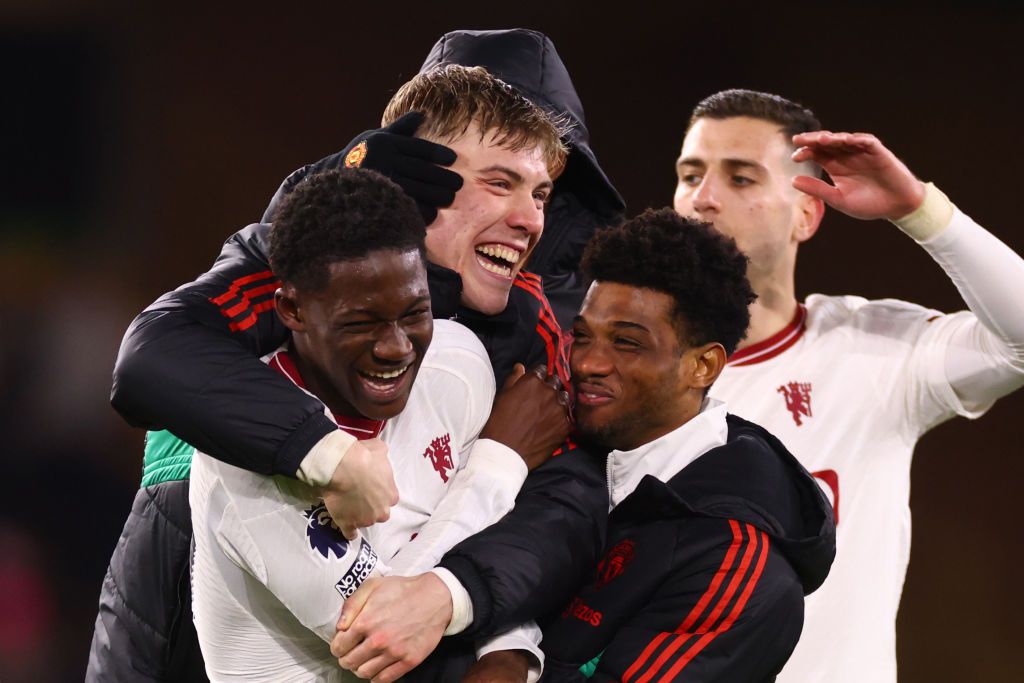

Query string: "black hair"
[[690, 88, 823, 178], [581, 208, 756, 356], [268, 168, 425, 291]]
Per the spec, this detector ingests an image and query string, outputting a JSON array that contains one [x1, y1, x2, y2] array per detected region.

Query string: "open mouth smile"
[[474, 243, 524, 280], [357, 364, 413, 401]]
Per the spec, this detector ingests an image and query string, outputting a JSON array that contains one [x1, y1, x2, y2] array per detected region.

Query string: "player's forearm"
[[895, 185, 1024, 366], [387, 439, 528, 577]]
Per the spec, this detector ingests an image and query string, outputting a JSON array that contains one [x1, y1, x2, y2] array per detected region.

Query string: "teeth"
[[475, 244, 521, 265], [477, 257, 512, 277], [364, 365, 410, 380]]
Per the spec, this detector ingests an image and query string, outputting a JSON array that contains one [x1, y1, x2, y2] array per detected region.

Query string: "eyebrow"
[[478, 164, 553, 191], [677, 156, 766, 174], [346, 294, 431, 317], [572, 316, 651, 334]]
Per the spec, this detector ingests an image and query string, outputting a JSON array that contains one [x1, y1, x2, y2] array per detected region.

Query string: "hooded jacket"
[[108, 29, 611, 645], [539, 414, 836, 682]]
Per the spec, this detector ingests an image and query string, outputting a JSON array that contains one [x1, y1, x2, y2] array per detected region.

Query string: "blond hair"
[[382, 64, 570, 177]]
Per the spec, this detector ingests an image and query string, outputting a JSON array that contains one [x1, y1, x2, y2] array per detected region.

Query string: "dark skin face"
[[275, 249, 433, 421], [571, 281, 726, 451]]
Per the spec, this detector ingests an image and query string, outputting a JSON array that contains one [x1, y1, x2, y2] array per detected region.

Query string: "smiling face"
[[276, 248, 433, 420], [424, 123, 553, 314], [572, 281, 707, 452], [672, 116, 820, 283]]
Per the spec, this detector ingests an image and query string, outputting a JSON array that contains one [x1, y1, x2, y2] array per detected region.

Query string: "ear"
[[275, 284, 305, 333], [793, 191, 825, 243], [687, 342, 728, 390]]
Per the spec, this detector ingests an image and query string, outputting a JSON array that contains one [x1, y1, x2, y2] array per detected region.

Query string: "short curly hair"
[[581, 208, 756, 356], [269, 168, 425, 292]]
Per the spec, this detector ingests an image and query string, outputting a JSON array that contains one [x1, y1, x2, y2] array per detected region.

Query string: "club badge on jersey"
[[777, 381, 813, 426]]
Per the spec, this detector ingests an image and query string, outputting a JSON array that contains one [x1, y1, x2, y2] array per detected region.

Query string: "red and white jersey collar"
[[727, 304, 807, 368], [266, 347, 386, 440]]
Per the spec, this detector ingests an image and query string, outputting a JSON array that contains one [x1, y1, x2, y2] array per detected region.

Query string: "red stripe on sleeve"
[[655, 529, 771, 682], [220, 281, 280, 318], [209, 270, 278, 305], [623, 520, 745, 683], [227, 300, 276, 332]]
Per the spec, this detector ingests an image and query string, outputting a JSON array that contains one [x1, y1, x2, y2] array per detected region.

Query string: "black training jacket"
[[110, 28, 614, 637], [539, 415, 837, 682]]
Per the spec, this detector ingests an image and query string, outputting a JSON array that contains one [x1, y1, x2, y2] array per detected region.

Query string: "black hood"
[[615, 414, 837, 595], [421, 29, 626, 278]]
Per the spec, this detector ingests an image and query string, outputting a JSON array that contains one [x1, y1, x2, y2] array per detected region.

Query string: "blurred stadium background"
[[1, 2, 1021, 680]]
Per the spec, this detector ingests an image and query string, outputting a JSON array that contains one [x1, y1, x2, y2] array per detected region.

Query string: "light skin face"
[[673, 116, 823, 285], [275, 248, 433, 421], [571, 281, 725, 451], [423, 123, 553, 315]]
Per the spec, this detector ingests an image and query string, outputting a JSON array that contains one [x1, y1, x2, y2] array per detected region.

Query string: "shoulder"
[[805, 293, 942, 339], [418, 319, 495, 399], [511, 271, 552, 315]]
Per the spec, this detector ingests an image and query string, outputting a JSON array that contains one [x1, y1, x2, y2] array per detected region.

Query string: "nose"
[[374, 323, 414, 363], [507, 189, 545, 240], [689, 176, 721, 217], [571, 340, 613, 381]]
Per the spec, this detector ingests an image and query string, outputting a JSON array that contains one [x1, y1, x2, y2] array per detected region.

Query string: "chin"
[[462, 288, 512, 315]]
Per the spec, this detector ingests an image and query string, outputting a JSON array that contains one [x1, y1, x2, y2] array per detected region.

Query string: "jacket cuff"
[[273, 412, 339, 478], [430, 567, 474, 635], [436, 555, 492, 637], [296, 429, 358, 487]]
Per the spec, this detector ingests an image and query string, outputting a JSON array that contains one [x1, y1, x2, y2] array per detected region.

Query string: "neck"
[[739, 265, 799, 350]]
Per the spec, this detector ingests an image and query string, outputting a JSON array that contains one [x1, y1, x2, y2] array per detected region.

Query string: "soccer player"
[[190, 167, 569, 681], [673, 89, 1024, 682], [90, 43, 613, 682], [537, 209, 835, 681]]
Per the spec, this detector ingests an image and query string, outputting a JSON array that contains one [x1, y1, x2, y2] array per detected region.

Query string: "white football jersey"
[[190, 320, 528, 682], [711, 294, 990, 683]]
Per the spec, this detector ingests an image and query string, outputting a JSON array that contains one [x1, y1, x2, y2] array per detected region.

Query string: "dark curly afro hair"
[[269, 168, 425, 292], [581, 208, 756, 356]]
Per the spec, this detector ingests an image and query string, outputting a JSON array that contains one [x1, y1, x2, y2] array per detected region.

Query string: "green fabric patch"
[[141, 430, 196, 486], [579, 651, 603, 678]]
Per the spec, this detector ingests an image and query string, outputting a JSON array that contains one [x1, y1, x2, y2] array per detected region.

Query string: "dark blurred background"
[[1, 2, 1021, 681]]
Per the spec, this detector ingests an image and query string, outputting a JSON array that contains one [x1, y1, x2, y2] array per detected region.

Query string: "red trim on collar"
[[727, 305, 806, 367], [268, 349, 386, 440]]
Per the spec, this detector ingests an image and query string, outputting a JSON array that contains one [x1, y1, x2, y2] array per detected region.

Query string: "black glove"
[[263, 111, 463, 225]]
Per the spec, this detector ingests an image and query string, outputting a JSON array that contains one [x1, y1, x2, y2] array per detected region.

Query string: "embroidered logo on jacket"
[[304, 501, 349, 560], [594, 539, 636, 590], [344, 141, 368, 168], [335, 538, 379, 599], [423, 433, 454, 483], [777, 381, 813, 426], [562, 596, 603, 627]]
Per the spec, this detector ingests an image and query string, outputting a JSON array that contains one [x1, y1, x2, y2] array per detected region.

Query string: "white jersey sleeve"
[[387, 320, 528, 576], [916, 207, 1024, 413]]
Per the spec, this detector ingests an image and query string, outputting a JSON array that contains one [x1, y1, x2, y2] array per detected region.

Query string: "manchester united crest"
[[423, 433, 454, 483], [595, 539, 636, 590], [778, 381, 813, 426], [344, 140, 368, 168]]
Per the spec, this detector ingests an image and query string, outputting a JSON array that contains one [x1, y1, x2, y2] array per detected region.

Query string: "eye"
[[571, 328, 590, 345], [402, 307, 431, 321], [614, 336, 642, 351], [680, 173, 702, 187], [487, 179, 512, 191], [532, 189, 551, 204], [339, 320, 377, 332], [731, 175, 754, 186]]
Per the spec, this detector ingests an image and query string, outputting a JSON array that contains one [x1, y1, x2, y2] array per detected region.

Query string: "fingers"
[[372, 661, 414, 683], [339, 521, 358, 541], [502, 363, 528, 390], [792, 131, 879, 161], [392, 134, 459, 167], [792, 175, 843, 205], [383, 110, 425, 138], [337, 577, 380, 632]]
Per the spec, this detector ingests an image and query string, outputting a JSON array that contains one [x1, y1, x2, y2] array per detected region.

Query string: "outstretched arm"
[[792, 131, 1024, 411]]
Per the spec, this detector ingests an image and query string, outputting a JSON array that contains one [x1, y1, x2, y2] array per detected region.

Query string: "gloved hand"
[[264, 111, 463, 225]]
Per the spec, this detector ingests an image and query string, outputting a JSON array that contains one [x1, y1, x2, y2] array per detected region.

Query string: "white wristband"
[[295, 429, 357, 487]]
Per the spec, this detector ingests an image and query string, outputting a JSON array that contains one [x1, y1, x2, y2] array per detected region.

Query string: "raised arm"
[[792, 131, 1024, 410]]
